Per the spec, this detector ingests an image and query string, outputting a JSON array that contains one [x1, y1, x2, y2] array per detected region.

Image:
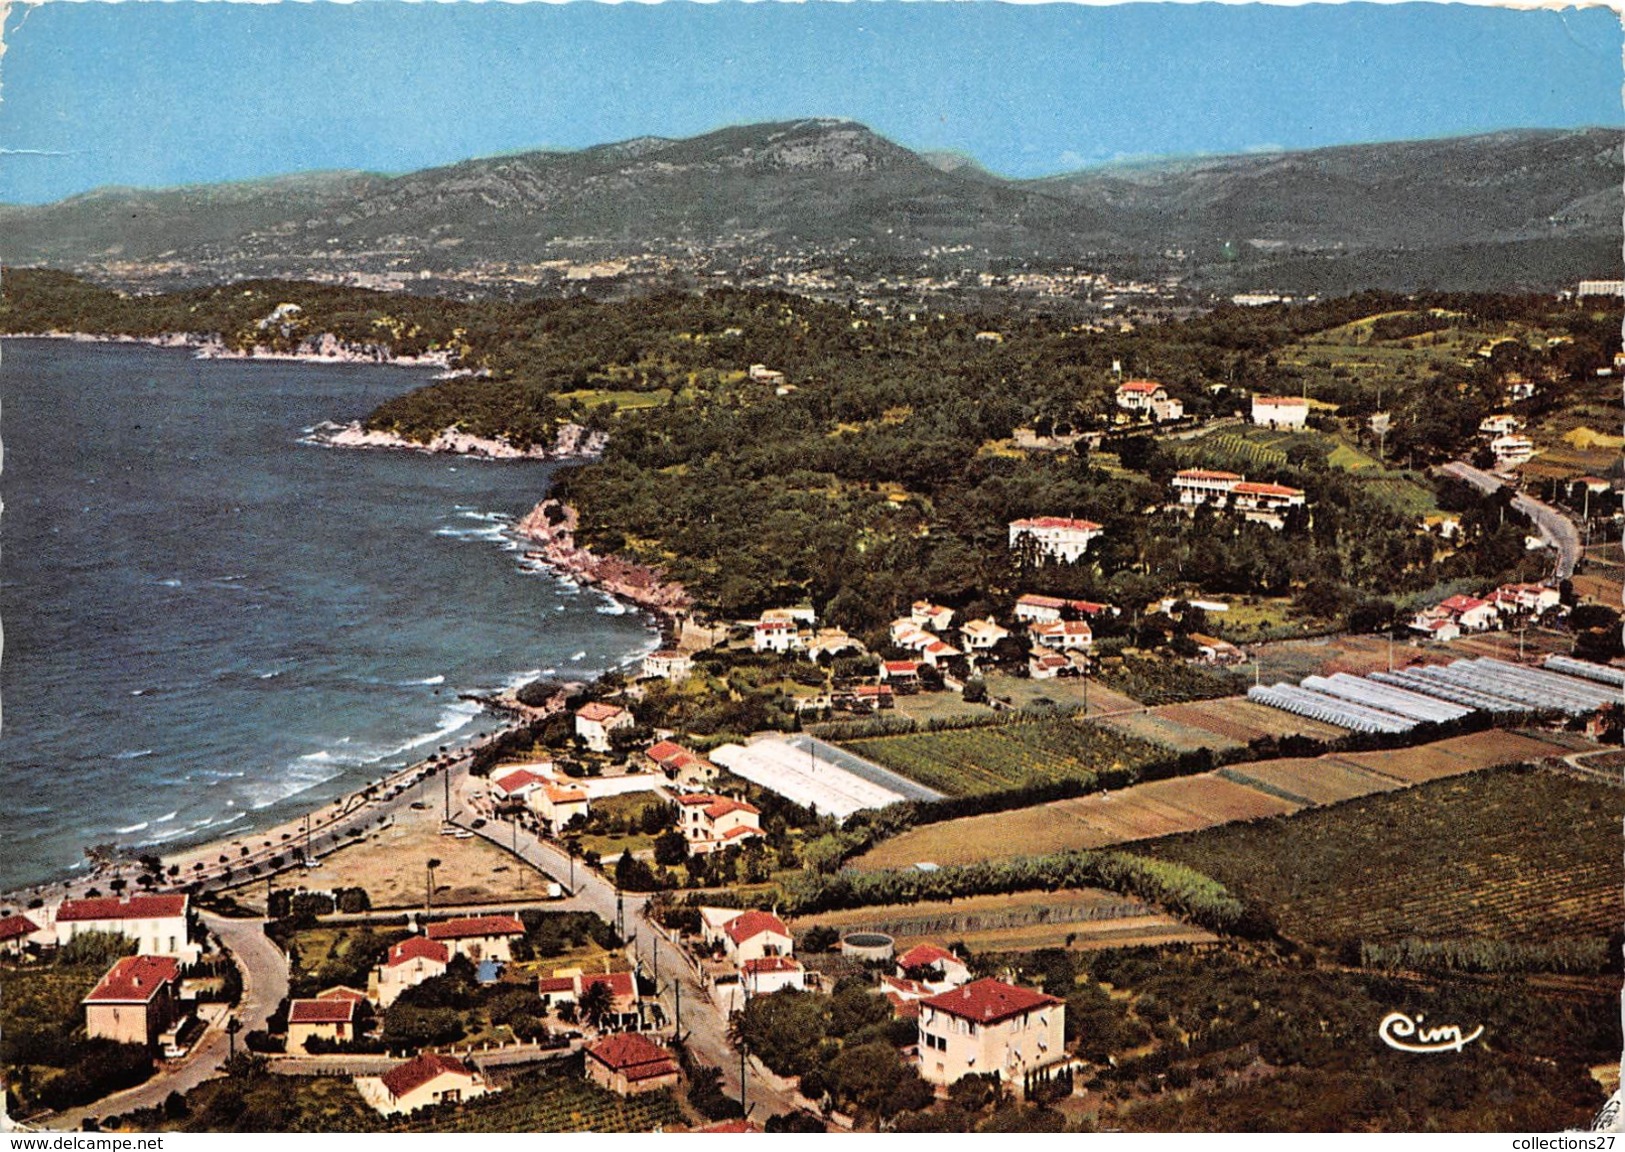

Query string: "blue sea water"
[[0, 338, 658, 892]]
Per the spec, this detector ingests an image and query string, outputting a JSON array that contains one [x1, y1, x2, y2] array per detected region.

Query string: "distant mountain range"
[[1, 119, 1618, 295]]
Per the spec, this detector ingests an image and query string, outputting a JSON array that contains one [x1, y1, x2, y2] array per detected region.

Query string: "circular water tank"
[[840, 931, 895, 962]]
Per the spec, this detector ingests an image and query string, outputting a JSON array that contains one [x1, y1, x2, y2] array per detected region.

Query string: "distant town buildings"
[[1576, 279, 1625, 298]]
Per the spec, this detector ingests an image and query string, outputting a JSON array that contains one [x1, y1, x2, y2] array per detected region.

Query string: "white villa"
[[1008, 517, 1104, 563]]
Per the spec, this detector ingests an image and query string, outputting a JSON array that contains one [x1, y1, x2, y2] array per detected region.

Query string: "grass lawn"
[[892, 688, 997, 725], [553, 387, 674, 411]]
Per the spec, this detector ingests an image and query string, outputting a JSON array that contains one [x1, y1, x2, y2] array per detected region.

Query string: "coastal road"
[[47, 913, 288, 1129], [463, 819, 804, 1122], [1441, 460, 1581, 580]]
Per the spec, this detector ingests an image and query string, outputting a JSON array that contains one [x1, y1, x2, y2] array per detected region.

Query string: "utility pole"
[[443, 762, 451, 821], [740, 1042, 749, 1118], [1387, 630, 1394, 674]]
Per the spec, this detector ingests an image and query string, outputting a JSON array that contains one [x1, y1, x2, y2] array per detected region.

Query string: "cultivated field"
[[1144, 765, 1623, 947], [986, 673, 1142, 715], [788, 888, 1216, 952], [842, 719, 1163, 797], [1219, 758, 1401, 806], [853, 729, 1575, 870], [1099, 711, 1244, 754], [1160, 697, 1349, 744], [1332, 728, 1563, 784]]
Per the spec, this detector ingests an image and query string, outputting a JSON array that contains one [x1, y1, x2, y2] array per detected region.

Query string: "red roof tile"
[[576, 702, 628, 724], [742, 955, 801, 974], [1117, 380, 1163, 393], [700, 1120, 763, 1133], [1010, 516, 1103, 532], [537, 976, 576, 994], [288, 997, 357, 1025], [317, 986, 370, 1003], [582, 970, 637, 1002], [493, 768, 548, 794], [587, 1032, 679, 1080], [920, 977, 1061, 1025], [898, 944, 960, 971], [1174, 469, 1244, 483], [385, 936, 450, 968], [425, 915, 524, 940], [381, 1052, 475, 1101], [0, 914, 38, 942], [1233, 481, 1303, 498], [83, 955, 180, 1004], [725, 910, 789, 946], [58, 894, 186, 922]]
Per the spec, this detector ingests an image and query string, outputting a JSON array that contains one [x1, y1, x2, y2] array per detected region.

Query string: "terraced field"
[[1144, 765, 1623, 948], [842, 719, 1163, 797]]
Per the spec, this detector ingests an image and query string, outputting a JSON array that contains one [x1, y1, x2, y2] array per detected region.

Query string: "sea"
[[0, 338, 659, 893]]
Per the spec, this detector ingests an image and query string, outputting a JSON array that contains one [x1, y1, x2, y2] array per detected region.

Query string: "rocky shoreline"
[[10, 329, 456, 368], [305, 419, 607, 461], [515, 498, 692, 617]]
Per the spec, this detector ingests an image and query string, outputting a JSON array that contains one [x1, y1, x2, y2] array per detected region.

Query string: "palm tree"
[[579, 979, 615, 1030], [426, 857, 442, 914]]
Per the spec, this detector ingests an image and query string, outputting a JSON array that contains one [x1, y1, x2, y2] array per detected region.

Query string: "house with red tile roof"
[[584, 1032, 681, 1096], [740, 955, 805, 998], [1007, 517, 1103, 564], [287, 996, 360, 1052], [1030, 619, 1093, 652], [896, 944, 971, 991], [699, 1119, 763, 1133], [675, 793, 763, 856], [535, 969, 642, 1029], [0, 913, 39, 957], [575, 701, 634, 752], [375, 936, 450, 1007], [1437, 594, 1500, 632], [698, 909, 793, 967], [644, 740, 720, 788], [55, 894, 197, 962], [425, 915, 525, 963], [357, 1052, 490, 1117], [641, 650, 695, 682], [82, 955, 181, 1048], [916, 978, 1067, 1097], [1014, 594, 1116, 625], [1115, 379, 1167, 412]]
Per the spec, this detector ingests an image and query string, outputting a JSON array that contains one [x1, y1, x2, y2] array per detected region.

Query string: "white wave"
[[141, 827, 192, 846], [502, 669, 542, 693], [259, 670, 281, 680], [596, 600, 630, 616], [115, 821, 149, 834], [115, 748, 154, 760], [389, 699, 482, 757], [157, 578, 182, 588], [570, 650, 586, 662], [154, 811, 179, 824], [417, 674, 445, 686], [131, 689, 147, 696]]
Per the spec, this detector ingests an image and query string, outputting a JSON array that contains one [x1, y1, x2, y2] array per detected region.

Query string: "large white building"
[[1251, 395, 1309, 428], [917, 978, 1067, 1098], [1170, 470, 1305, 529], [674, 793, 763, 855], [1008, 517, 1104, 564], [575, 702, 634, 752], [55, 895, 198, 963]]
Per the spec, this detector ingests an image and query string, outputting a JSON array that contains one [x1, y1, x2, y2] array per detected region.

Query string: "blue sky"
[[0, 2, 1619, 204]]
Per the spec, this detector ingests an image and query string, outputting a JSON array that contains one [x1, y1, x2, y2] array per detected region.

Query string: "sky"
[[0, 1, 1619, 204]]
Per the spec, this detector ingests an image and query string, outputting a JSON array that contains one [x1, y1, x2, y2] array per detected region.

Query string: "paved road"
[[1441, 460, 1581, 580], [462, 818, 804, 1121], [47, 912, 289, 1129]]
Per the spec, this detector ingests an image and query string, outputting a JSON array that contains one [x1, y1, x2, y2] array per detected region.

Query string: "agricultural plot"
[[1094, 656, 1244, 707], [399, 1064, 684, 1133], [855, 769, 1301, 870], [789, 888, 1214, 953], [1099, 711, 1244, 754], [842, 719, 1163, 797], [1143, 765, 1624, 948], [1332, 728, 1564, 784], [1220, 758, 1401, 806], [1163, 697, 1349, 743], [986, 673, 1142, 715]]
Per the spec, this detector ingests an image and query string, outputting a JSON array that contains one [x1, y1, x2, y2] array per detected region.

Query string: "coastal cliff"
[[515, 498, 691, 616], [306, 420, 607, 461]]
